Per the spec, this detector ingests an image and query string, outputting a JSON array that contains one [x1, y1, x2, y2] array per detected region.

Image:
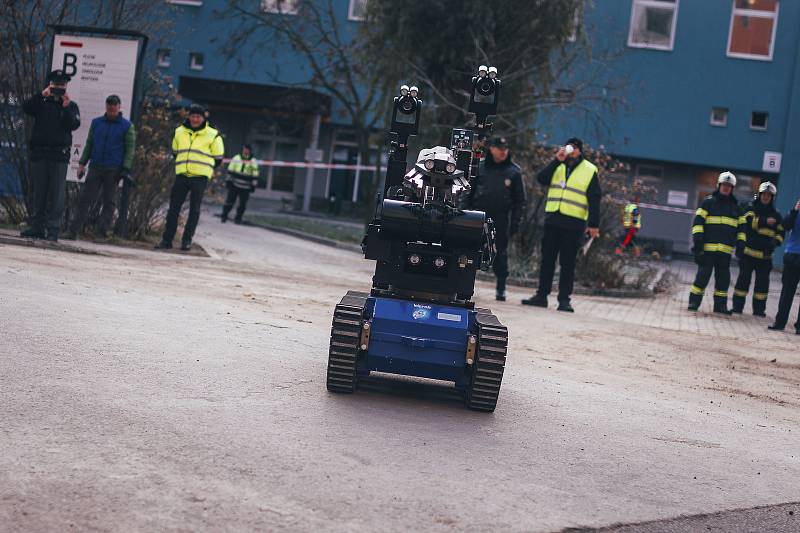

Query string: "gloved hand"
[[735, 244, 744, 259], [693, 246, 705, 265]]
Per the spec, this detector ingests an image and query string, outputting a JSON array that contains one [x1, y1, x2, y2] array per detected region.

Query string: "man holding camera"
[[221, 143, 259, 224], [731, 181, 783, 316], [522, 138, 601, 312], [688, 172, 740, 314], [66, 95, 136, 240], [20, 70, 81, 242], [466, 136, 525, 301], [769, 198, 800, 334], [156, 103, 224, 251]]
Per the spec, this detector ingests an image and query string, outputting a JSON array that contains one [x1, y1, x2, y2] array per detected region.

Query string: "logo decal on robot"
[[412, 304, 432, 320]]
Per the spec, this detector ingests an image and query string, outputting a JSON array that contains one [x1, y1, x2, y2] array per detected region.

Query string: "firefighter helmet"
[[758, 181, 777, 195], [717, 171, 737, 187]]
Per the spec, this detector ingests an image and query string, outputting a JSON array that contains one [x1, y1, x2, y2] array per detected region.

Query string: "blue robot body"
[[362, 297, 472, 385]]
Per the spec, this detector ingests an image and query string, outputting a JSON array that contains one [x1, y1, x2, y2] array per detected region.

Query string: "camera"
[[564, 144, 574, 155], [469, 65, 500, 126], [50, 87, 66, 98], [390, 85, 421, 139]]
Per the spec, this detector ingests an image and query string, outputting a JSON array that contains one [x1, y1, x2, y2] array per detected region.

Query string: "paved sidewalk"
[[512, 259, 797, 343]]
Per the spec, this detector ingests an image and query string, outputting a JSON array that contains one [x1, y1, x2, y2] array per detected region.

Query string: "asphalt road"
[[1, 216, 799, 532]]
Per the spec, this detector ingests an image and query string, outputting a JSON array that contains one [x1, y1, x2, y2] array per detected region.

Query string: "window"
[[157, 49, 171, 68], [261, 0, 298, 15], [348, 0, 367, 21], [710, 107, 728, 127], [727, 0, 779, 60], [628, 0, 680, 51], [636, 164, 664, 183], [189, 53, 204, 71], [750, 111, 768, 130], [166, 0, 203, 5]]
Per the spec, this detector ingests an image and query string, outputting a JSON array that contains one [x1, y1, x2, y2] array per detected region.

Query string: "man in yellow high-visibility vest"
[[221, 143, 259, 224], [522, 137, 601, 312], [156, 104, 224, 251]]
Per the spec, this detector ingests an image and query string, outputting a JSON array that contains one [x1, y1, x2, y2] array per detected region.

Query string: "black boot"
[[496, 277, 507, 301], [20, 227, 45, 239], [752, 302, 767, 317], [713, 296, 732, 315], [768, 323, 785, 331], [154, 240, 172, 250], [688, 293, 703, 311], [557, 300, 574, 313], [181, 239, 192, 251], [521, 293, 548, 308]]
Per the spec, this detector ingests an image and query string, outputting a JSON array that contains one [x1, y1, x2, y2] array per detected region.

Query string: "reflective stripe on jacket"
[[623, 203, 641, 229], [172, 123, 224, 179], [691, 191, 740, 255], [737, 199, 784, 260], [227, 154, 260, 189], [545, 159, 598, 221]]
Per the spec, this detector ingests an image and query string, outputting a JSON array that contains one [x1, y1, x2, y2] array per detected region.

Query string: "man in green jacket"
[[65, 94, 136, 239]]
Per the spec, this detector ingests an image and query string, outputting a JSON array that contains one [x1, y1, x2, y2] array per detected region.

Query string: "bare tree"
[[220, 0, 396, 208]]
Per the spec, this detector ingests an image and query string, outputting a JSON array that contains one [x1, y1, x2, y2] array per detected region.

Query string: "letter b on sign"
[[62, 53, 78, 77]]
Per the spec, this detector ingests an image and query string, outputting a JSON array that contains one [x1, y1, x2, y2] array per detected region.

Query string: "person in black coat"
[[466, 136, 526, 301], [20, 70, 81, 241]]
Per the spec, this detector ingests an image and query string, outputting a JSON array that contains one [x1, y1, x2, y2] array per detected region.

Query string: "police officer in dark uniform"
[[466, 136, 526, 301], [21, 70, 81, 241]]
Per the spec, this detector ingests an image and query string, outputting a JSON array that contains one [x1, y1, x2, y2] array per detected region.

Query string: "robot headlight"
[[424, 159, 435, 171], [488, 66, 498, 79], [445, 162, 456, 174], [478, 65, 488, 78], [408, 254, 422, 266], [409, 86, 419, 98], [400, 84, 409, 96], [434, 257, 446, 269]]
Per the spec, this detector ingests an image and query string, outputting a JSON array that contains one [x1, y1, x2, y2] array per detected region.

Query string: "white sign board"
[[762, 151, 782, 173], [51, 34, 139, 182], [667, 190, 688, 206]]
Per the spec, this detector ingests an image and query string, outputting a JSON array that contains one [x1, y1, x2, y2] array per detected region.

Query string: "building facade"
[[541, 0, 800, 254]]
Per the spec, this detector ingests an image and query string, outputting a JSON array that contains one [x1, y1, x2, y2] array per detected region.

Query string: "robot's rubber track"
[[326, 291, 368, 393], [466, 312, 508, 412]]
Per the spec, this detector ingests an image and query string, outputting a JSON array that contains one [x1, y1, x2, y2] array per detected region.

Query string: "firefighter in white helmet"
[[688, 171, 740, 313], [732, 181, 784, 315]]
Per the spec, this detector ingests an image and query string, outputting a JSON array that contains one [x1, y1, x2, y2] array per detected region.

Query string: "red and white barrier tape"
[[638, 202, 695, 215], [222, 158, 378, 172]]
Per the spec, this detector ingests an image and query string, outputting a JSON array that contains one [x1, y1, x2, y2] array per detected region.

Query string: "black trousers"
[[28, 159, 68, 237], [732, 255, 772, 313], [491, 213, 510, 293], [222, 184, 251, 221], [689, 252, 731, 307], [162, 174, 208, 245], [71, 166, 120, 236], [537, 224, 583, 303], [774, 252, 800, 330]]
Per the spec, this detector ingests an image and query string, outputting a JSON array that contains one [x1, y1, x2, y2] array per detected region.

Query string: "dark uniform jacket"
[[22, 94, 81, 162], [737, 198, 784, 260], [536, 156, 601, 232], [468, 155, 526, 230], [692, 191, 740, 255]]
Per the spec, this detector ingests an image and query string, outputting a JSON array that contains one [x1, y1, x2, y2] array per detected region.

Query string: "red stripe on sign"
[[60, 41, 83, 47]]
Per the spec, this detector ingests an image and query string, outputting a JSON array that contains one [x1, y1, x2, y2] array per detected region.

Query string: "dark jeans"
[[537, 224, 583, 303], [222, 185, 251, 221], [732, 255, 772, 313], [29, 159, 68, 237], [774, 252, 800, 329], [689, 252, 731, 306], [71, 166, 120, 236], [491, 213, 510, 293], [162, 174, 208, 245]]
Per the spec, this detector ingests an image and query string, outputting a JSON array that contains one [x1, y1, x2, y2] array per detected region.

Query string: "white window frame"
[[261, 0, 299, 15], [627, 0, 680, 52], [167, 0, 203, 6], [750, 111, 769, 131], [567, 8, 580, 42], [726, 0, 779, 61], [348, 0, 367, 21], [189, 53, 204, 71], [710, 107, 728, 127], [157, 49, 171, 68]]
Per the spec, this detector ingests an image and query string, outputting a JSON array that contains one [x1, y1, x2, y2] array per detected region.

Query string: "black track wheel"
[[465, 311, 508, 412], [326, 291, 368, 393]]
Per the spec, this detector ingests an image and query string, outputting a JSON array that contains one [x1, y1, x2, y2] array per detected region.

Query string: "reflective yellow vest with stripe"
[[623, 203, 641, 229], [545, 160, 597, 221], [172, 123, 225, 179], [228, 155, 259, 177]]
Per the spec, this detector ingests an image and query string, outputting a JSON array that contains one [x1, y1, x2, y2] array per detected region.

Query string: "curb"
[[244, 219, 363, 253]]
